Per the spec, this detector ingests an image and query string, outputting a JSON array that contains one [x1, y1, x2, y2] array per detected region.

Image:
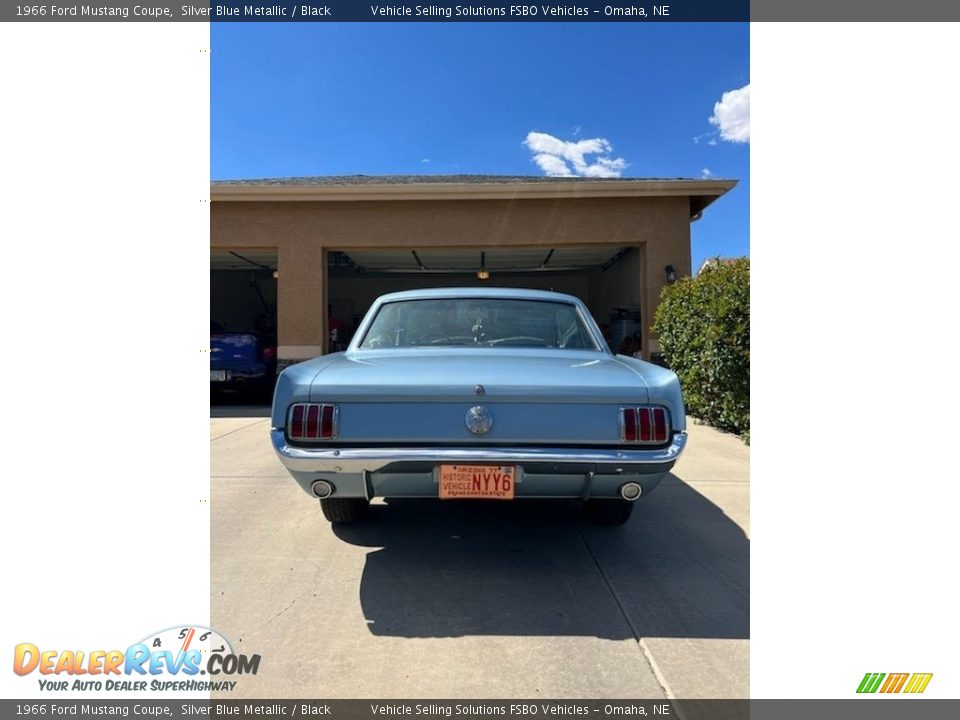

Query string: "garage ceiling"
[[340, 247, 627, 274], [212, 246, 629, 274]]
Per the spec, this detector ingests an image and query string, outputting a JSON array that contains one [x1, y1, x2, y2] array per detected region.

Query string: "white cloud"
[[523, 131, 628, 178], [531, 153, 574, 177], [420, 158, 430, 164], [709, 84, 750, 143], [701, 168, 713, 178]]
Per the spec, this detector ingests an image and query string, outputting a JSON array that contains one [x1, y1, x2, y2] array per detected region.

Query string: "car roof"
[[374, 287, 584, 304]]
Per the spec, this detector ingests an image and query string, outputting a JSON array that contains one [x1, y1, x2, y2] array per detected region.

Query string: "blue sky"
[[212, 23, 749, 270]]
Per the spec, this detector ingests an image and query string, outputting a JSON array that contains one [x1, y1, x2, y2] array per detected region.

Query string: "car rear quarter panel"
[[612, 356, 687, 432], [270, 353, 346, 429]]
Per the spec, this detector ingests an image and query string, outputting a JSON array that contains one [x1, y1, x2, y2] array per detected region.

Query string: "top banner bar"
[[9, 1, 748, 22], [5, 1, 960, 22]]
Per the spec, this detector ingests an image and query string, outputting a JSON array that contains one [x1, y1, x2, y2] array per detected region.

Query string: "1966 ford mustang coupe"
[[271, 288, 687, 525]]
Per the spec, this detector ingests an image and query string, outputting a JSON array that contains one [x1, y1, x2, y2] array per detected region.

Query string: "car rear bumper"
[[272, 430, 685, 473], [271, 430, 686, 499]]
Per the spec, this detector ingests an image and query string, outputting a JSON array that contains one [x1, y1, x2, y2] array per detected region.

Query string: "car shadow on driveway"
[[333, 475, 748, 641]]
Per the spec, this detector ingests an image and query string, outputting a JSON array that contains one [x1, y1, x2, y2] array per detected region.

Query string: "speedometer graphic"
[[139, 625, 234, 671]]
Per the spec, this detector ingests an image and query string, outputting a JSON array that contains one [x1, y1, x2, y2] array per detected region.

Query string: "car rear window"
[[359, 298, 599, 350]]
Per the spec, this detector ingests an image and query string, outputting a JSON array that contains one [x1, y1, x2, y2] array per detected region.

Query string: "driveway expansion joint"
[[211, 418, 270, 442], [577, 529, 675, 700]]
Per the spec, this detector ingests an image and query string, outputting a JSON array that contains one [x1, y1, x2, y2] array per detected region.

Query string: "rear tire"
[[584, 499, 634, 526], [320, 497, 369, 524]]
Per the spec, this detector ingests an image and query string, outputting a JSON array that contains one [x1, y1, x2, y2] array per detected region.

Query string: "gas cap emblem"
[[465, 405, 493, 435]]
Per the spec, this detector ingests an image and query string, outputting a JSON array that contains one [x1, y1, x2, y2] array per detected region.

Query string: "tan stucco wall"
[[210, 195, 692, 361]]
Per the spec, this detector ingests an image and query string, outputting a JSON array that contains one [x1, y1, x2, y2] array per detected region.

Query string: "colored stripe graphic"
[[880, 673, 909, 693], [857, 673, 885, 693], [904, 673, 933, 694], [858, 672, 932, 694]]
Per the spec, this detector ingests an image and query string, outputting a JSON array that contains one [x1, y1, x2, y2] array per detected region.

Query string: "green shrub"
[[653, 258, 750, 441]]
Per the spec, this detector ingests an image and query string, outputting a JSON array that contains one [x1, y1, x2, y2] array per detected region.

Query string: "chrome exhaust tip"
[[311, 480, 334, 499], [619, 482, 643, 501]]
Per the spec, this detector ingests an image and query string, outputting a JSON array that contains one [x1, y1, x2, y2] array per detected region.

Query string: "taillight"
[[306, 405, 320, 437], [321, 405, 335, 438], [291, 405, 305, 439], [622, 408, 637, 442], [638, 408, 652, 441], [652, 407, 668, 443], [262, 346, 276, 360], [621, 406, 670, 444], [288, 403, 338, 440]]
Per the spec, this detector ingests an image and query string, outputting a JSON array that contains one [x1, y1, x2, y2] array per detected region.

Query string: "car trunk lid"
[[309, 349, 648, 403], [304, 350, 648, 444]]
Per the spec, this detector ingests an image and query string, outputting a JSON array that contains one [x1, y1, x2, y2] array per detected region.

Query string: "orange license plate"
[[439, 465, 516, 500]]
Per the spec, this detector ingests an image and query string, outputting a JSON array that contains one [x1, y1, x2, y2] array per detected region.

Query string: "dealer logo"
[[13, 625, 260, 692]]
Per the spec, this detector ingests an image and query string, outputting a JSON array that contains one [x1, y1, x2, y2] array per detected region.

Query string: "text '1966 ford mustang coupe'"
[[271, 288, 687, 525]]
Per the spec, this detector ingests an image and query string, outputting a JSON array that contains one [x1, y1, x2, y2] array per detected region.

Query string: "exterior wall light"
[[665, 265, 677, 283]]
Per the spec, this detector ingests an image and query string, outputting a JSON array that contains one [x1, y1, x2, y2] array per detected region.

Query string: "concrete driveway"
[[211, 410, 749, 699]]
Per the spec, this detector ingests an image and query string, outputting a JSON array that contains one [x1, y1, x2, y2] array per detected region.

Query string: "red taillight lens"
[[288, 403, 337, 440], [262, 346, 276, 360], [622, 406, 670, 444], [290, 405, 305, 439], [622, 408, 637, 442], [320, 404, 335, 438], [652, 408, 668, 443], [306, 404, 320, 438], [638, 407, 653, 442]]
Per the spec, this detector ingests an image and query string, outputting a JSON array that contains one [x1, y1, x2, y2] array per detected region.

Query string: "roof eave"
[[210, 179, 738, 211]]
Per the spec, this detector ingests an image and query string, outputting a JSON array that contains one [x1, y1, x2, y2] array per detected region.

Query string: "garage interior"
[[210, 177, 736, 374], [212, 244, 646, 357], [211, 249, 277, 335]]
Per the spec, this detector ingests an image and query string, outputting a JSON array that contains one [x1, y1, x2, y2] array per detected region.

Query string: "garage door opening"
[[327, 246, 644, 356], [210, 249, 278, 403]]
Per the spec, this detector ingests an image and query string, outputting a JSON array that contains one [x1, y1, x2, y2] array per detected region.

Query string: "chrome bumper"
[[271, 430, 687, 474]]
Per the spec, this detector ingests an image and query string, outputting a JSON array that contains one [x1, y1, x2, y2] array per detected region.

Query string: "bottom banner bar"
[[2, 699, 959, 720]]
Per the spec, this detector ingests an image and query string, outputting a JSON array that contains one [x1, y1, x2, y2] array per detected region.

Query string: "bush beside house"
[[653, 258, 750, 442]]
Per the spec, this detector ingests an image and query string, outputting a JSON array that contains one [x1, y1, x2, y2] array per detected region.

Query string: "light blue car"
[[271, 288, 686, 525]]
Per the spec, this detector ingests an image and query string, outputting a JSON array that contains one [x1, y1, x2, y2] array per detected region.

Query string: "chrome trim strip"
[[271, 431, 687, 474]]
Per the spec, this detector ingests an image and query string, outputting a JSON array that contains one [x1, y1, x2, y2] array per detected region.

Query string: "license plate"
[[210, 370, 227, 382], [439, 465, 516, 500]]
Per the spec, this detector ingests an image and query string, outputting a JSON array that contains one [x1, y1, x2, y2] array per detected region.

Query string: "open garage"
[[211, 176, 734, 374], [210, 249, 277, 335]]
